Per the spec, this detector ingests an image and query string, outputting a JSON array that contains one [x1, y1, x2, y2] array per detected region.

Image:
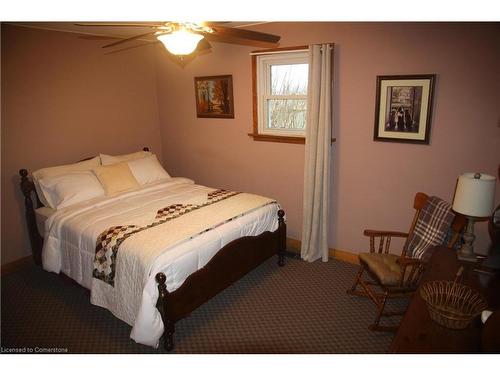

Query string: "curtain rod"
[[249, 49, 307, 56], [249, 44, 333, 56]]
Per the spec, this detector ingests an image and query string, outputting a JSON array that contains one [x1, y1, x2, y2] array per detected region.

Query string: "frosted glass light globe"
[[157, 30, 203, 55]]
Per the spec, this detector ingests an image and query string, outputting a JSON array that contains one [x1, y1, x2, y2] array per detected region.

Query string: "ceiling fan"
[[74, 22, 281, 56]]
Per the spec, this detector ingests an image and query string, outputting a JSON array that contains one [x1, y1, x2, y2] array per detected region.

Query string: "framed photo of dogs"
[[373, 74, 436, 144]]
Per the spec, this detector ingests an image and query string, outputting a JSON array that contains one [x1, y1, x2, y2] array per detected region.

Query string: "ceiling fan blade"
[[75, 23, 165, 28], [104, 41, 161, 55], [102, 31, 158, 48], [207, 25, 280, 44], [203, 33, 275, 48], [77, 35, 118, 41]]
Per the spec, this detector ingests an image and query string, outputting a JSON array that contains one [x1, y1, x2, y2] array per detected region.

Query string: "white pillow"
[[32, 156, 101, 207], [127, 154, 171, 185], [38, 171, 105, 209], [100, 150, 151, 166]]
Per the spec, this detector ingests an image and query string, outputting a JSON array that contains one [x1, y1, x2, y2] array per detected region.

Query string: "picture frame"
[[194, 75, 235, 118], [373, 74, 436, 144]]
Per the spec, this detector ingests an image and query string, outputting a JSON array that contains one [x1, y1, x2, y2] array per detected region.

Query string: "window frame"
[[249, 45, 309, 144]]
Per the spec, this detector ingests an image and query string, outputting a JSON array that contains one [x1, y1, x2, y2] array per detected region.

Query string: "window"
[[250, 47, 309, 143]]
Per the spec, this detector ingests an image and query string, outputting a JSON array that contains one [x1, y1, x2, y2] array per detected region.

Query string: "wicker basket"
[[420, 280, 488, 330]]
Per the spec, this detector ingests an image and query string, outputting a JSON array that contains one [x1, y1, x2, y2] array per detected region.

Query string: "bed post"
[[277, 209, 286, 267], [19, 169, 43, 266], [155, 272, 175, 352]]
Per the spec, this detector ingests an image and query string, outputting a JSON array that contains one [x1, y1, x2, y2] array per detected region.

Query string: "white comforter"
[[42, 178, 279, 347]]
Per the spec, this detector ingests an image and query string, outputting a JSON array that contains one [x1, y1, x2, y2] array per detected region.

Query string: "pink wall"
[[1, 24, 163, 264], [2, 22, 499, 265], [156, 22, 500, 254]]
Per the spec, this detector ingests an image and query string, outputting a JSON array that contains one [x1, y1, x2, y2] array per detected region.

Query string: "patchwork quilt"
[[93, 189, 240, 286]]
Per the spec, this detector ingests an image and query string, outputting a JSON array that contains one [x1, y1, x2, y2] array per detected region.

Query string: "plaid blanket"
[[406, 196, 455, 260]]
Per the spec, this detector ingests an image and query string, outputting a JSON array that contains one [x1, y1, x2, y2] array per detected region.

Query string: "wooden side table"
[[389, 246, 500, 353]]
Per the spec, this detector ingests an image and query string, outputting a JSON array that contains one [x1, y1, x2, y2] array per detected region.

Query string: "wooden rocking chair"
[[347, 192, 466, 331]]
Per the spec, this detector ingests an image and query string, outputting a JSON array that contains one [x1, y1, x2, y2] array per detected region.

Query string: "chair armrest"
[[363, 230, 408, 238]]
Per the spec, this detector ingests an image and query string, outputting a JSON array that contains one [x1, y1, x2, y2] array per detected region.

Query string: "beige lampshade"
[[452, 172, 496, 217]]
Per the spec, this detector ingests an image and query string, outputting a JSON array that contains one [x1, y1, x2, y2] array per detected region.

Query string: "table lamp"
[[452, 172, 496, 262]]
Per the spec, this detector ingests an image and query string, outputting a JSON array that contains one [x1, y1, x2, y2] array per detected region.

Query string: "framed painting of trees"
[[194, 75, 234, 118]]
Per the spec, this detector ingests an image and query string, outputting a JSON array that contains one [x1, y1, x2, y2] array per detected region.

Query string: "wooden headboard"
[[19, 147, 150, 266]]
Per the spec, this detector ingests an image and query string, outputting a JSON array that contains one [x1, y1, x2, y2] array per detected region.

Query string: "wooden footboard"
[[156, 209, 286, 351]]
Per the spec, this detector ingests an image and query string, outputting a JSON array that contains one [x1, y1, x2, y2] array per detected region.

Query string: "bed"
[[19, 148, 286, 351]]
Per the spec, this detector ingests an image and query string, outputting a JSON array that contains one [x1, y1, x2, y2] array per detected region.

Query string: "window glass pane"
[[267, 99, 307, 129], [270, 64, 308, 95]]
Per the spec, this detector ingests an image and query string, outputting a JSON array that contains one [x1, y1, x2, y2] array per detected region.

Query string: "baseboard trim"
[[286, 238, 302, 252], [1, 256, 33, 276], [332, 248, 360, 265], [286, 237, 359, 265]]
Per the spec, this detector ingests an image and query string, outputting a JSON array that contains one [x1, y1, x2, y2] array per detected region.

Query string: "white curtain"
[[301, 44, 333, 262]]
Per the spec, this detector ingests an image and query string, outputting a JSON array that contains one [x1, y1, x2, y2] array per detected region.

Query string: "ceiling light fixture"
[[155, 23, 213, 56], [157, 29, 203, 55]]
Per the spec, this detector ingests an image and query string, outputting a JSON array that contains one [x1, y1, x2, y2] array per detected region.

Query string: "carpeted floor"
[[1, 256, 406, 354]]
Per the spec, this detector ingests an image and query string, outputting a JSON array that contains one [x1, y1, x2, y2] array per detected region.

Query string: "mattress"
[[41, 177, 280, 347], [35, 206, 56, 235]]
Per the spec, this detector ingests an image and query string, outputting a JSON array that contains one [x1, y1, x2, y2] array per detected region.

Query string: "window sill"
[[248, 133, 305, 144], [248, 133, 336, 144]]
